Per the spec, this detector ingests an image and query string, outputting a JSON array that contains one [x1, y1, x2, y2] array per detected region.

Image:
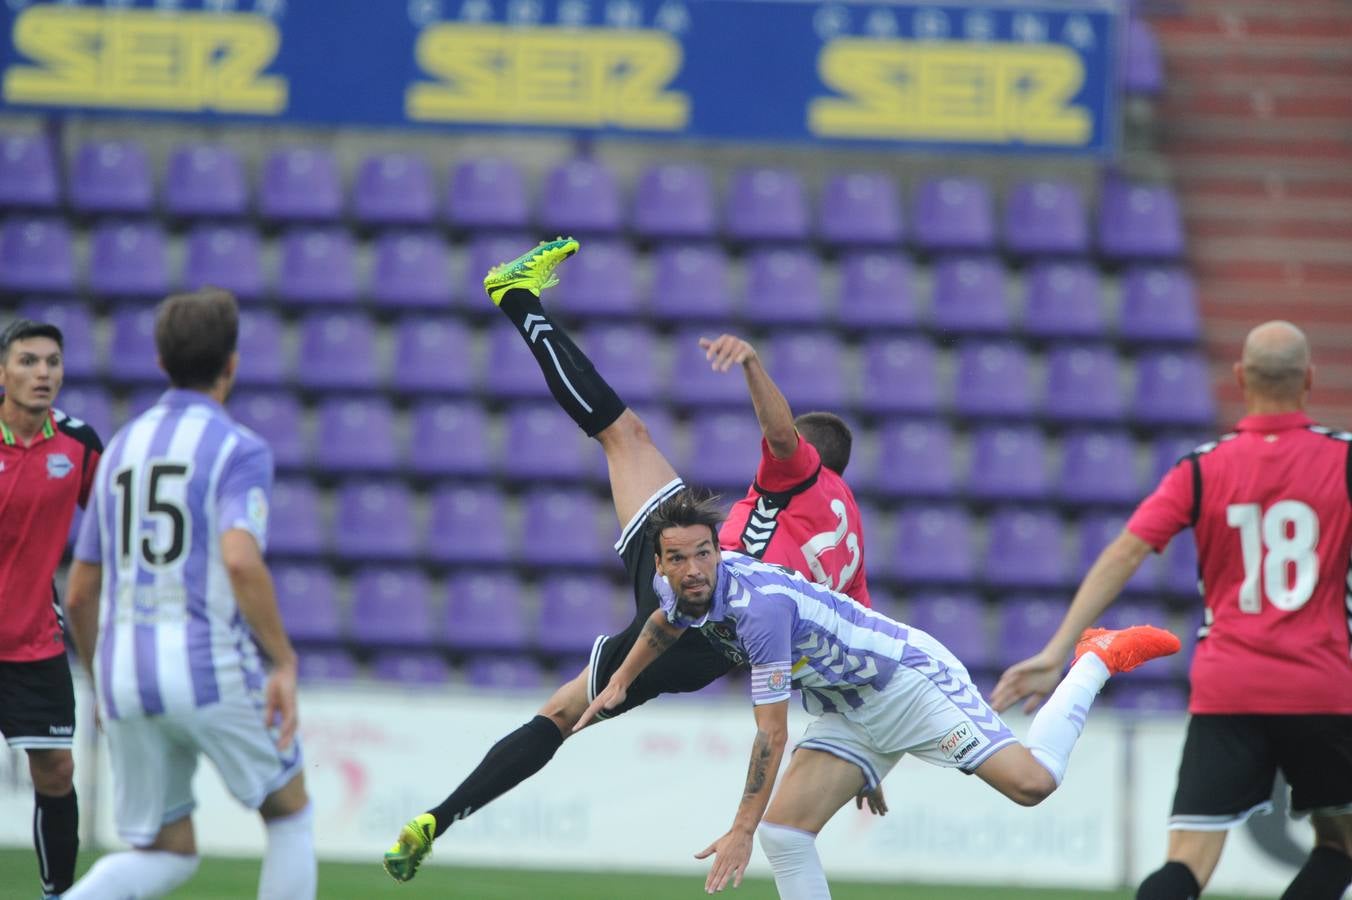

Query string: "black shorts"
[[0, 653, 76, 750], [587, 478, 738, 719], [1170, 714, 1352, 828]]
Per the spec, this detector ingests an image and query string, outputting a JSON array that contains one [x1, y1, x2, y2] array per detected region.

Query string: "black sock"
[[496, 289, 626, 437], [1280, 846, 1352, 900], [34, 788, 78, 894], [427, 715, 564, 837], [1137, 861, 1201, 900]]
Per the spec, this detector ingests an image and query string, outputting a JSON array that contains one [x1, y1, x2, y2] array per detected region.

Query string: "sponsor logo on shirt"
[[48, 725, 73, 736], [246, 486, 269, 536], [938, 723, 984, 763], [46, 453, 73, 479], [0, 461, 6, 474]]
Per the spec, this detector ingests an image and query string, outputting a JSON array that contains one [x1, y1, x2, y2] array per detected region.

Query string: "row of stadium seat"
[[0, 136, 1184, 258]]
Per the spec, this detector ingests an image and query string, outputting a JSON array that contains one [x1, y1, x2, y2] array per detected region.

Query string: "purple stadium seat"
[[1132, 352, 1215, 427], [1044, 345, 1126, 424], [765, 334, 847, 410], [446, 572, 530, 653], [229, 392, 307, 470], [1003, 179, 1089, 257], [350, 567, 437, 647], [820, 172, 904, 246], [931, 256, 1010, 335], [995, 597, 1064, 666], [967, 426, 1049, 501], [277, 228, 358, 305], [632, 163, 716, 239], [371, 231, 453, 309], [372, 651, 452, 686], [912, 177, 995, 253], [425, 484, 511, 565], [482, 322, 553, 401], [1124, 19, 1164, 96], [446, 157, 530, 230], [273, 565, 341, 644], [892, 506, 976, 586], [390, 316, 475, 394], [0, 217, 75, 293], [464, 655, 545, 690], [462, 232, 532, 299], [668, 327, 750, 407], [743, 248, 825, 325], [295, 313, 380, 391], [88, 221, 169, 297], [233, 309, 289, 388], [70, 140, 152, 214], [1098, 179, 1184, 261], [725, 168, 810, 242], [18, 299, 97, 380], [332, 481, 419, 562], [629, 405, 682, 469], [0, 133, 59, 208], [984, 509, 1069, 590], [314, 397, 399, 473], [353, 152, 436, 225], [182, 224, 264, 301], [107, 307, 164, 383], [1163, 536, 1200, 597], [855, 336, 940, 416], [835, 252, 919, 331], [536, 575, 625, 655], [1109, 682, 1188, 713], [53, 386, 114, 441], [518, 489, 610, 567], [297, 649, 359, 683], [904, 593, 991, 669], [407, 401, 494, 477], [504, 404, 593, 482], [1149, 434, 1204, 483], [1078, 513, 1164, 596], [268, 479, 325, 557], [1098, 597, 1170, 633], [953, 341, 1035, 419], [1119, 267, 1201, 344], [553, 240, 639, 316], [259, 147, 342, 221], [650, 244, 734, 323], [164, 144, 248, 218], [581, 323, 662, 404], [539, 158, 623, 235], [1022, 261, 1107, 340], [1057, 431, 1143, 506], [872, 420, 958, 499], [684, 412, 763, 492]]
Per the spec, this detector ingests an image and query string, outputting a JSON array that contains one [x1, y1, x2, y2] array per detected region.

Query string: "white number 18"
[[1225, 500, 1320, 613]]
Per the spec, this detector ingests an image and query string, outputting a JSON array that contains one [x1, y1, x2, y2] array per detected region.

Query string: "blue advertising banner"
[[0, 0, 1122, 155]]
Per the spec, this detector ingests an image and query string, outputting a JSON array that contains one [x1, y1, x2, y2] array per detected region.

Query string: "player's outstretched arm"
[[699, 334, 798, 459], [64, 560, 102, 680], [695, 699, 790, 893], [574, 609, 686, 732], [991, 529, 1154, 713]]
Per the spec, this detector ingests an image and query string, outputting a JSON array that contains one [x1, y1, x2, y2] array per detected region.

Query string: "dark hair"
[[795, 411, 852, 475], [154, 289, 239, 389], [645, 488, 725, 551], [0, 319, 63, 363]]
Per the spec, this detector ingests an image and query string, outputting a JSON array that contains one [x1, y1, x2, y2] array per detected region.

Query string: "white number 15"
[[1225, 500, 1320, 613]]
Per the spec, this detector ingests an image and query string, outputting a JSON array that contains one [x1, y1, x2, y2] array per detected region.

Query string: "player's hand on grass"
[[699, 334, 757, 373], [991, 651, 1063, 714], [264, 660, 299, 751], [695, 827, 753, 893], [855, 785, 888, 816], [573, 679, 628, 733]]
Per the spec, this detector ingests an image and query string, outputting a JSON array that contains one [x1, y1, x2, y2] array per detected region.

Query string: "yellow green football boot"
[[483, 236, 580, 305], [382, 812, 436, 882]]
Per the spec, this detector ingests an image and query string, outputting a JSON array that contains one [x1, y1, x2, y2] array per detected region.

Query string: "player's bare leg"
[[1135, 829, 1224, 898], [757, 749, 869, 899], [1279, 813, 1352, 900]]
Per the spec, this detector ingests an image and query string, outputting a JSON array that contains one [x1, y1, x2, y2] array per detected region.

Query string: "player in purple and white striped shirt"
[[62, 289, 315, 900], [581, 490, 1181, 899]]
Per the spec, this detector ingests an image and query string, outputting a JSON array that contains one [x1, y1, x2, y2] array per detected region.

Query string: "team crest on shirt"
[[46, 453, 73, 479], [766, 670, 790, 693]]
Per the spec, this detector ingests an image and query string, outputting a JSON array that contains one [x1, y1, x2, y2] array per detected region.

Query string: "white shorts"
[[796, 628, 1017, 790], [104, 695, 304, 846]]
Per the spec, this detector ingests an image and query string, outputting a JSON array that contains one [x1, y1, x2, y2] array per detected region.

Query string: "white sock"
[[258, 802, 316, 900], [758, 822, 831, 900], [1025, 653, 1110, 786], [62, 850, 199, 899]]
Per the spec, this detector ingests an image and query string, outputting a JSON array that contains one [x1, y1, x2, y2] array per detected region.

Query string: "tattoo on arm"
[[640, 619, 679, 653], [743, 730, 774, 798]]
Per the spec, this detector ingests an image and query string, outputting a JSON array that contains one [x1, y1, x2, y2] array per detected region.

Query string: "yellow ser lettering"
[[407, 24, 688, 130], [3, 6, 286, 114], [810, 40, 1090, 146]]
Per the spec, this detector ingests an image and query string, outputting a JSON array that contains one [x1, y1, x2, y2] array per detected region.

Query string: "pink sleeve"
[[1126, 460, 1194, 552], [755, 435, 820, 493]]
